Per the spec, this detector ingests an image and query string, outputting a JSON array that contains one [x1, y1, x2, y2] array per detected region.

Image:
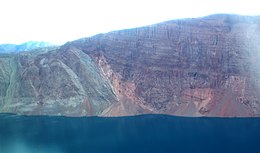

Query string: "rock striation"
[[0, 14, 260, 117]]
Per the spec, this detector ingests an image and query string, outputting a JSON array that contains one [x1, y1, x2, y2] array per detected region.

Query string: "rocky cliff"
[[0, 14, 260, 117]]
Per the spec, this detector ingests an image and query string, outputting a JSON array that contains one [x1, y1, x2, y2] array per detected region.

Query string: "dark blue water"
[[0, 114, 259, 153]]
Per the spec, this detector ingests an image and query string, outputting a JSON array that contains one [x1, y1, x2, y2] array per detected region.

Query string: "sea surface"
[[0, 114, 259, 153]]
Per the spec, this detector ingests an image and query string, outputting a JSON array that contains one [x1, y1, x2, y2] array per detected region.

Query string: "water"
[[0, 114, 259, 153]]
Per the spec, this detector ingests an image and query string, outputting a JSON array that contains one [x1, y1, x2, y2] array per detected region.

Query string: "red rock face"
[[70, 14, 260, 117], [0, 14, 260, 117]]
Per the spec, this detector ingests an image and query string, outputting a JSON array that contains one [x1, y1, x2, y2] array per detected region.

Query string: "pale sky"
[[0, 0, 259, 45]]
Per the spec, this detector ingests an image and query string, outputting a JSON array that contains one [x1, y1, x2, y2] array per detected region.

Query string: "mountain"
[[0, 14, 260, 117], [0, 41, 54, 53]]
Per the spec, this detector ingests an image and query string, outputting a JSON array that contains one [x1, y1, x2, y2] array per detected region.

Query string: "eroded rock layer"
[[0, 14, 260, 117]]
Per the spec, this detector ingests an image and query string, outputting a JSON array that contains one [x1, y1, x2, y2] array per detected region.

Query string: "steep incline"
[[0, 14, 260, 117], [0, 47, 117, 116]]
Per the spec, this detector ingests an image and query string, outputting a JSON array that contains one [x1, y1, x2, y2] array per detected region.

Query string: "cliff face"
[[0, 14, 260, 117], [0, 47, 117, 116]]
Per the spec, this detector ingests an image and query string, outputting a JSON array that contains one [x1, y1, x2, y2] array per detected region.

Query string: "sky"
[[0, 0, 259, 45]]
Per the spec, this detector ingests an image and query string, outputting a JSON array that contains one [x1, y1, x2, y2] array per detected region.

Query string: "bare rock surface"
[[0, 14, 260, 117]]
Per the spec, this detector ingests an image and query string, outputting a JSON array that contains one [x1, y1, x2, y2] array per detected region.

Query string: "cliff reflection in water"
[[0, 114, 259, 153]]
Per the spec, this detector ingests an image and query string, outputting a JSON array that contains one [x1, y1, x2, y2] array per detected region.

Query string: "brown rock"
[[0, 14, 260, 117]]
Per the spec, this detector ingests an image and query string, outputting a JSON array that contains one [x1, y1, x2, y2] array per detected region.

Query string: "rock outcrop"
[[0, 14, 260, 117]]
